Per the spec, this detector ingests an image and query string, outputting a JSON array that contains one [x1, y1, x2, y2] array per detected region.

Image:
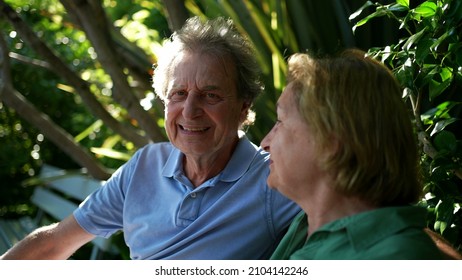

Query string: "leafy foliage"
[[1, 0, 460, 257], [351, 0, 462, 251]]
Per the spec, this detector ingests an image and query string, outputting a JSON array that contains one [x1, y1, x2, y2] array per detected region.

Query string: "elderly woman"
[[261, 49, 445, 259]]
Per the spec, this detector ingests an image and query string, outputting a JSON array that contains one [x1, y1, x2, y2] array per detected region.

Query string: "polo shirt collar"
[[318, 206, 427, 251], [162, 133, 262, 183], [220, 134, 262, 182]]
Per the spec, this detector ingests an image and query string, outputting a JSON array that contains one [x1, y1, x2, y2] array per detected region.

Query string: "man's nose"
[[182, 93, 203, 119]]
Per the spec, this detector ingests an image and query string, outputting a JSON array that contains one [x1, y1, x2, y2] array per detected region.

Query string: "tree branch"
[[0, 0, 150, 147], [162, 0, 189, 31], [409, 88, 462, 181], [0, 32, 111, 180], [60, 0, 166, 142]]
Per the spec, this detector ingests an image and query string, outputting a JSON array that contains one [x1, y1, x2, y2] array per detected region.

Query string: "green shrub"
[[351, 0, 462, 251]]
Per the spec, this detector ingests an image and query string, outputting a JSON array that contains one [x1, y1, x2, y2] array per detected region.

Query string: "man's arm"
[[424, 228, 462, 260], [0, 214, 95, 260]]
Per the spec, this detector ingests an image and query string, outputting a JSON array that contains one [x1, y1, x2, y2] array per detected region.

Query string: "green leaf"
[[395, 64, 414, 88], [389, 3, 410, 12], [430, 166, 450, 181], [352, 9, 388, 33], [448, 43, 462, 67], [422, 101, 460, 127], [379, 45, 394, 63], [430, 118, 458, 136], [440, 67, 452, 82], [435, 101, 457, 118], [413, 1, 437, 18], [349, 0, 375, 20], [403, 26, 427, 51], [415, 38, 434, 64], [433, 131, 457, 153], [434, 199, 455, 234], [415, 64, 437, 88], [429, 77, 452, 100], [434, 220, 447, 233], [396, 0, 410, 9], [446, 0, 462, 23], [430, 27, 456, 53]]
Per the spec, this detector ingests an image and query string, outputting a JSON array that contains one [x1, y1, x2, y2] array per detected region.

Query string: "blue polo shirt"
[[74, 135, 300, 259]]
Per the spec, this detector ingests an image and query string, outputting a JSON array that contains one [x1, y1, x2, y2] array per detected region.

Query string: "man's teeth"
[[181, 126, 208, 132]]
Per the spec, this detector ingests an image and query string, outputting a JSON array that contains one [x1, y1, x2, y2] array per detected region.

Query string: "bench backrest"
[[32, 164, 118, 257]]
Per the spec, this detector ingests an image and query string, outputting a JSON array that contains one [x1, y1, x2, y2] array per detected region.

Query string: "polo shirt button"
[[190, 192, 197, 198]]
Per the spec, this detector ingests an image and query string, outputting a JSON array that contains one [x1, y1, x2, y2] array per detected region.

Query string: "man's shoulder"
[[144, 141, 174, 149], [125, 142, 177, 167], [138, 142, 175, 154]]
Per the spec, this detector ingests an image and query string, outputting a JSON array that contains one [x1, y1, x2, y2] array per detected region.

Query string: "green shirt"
[[271, 206, 443, 260]]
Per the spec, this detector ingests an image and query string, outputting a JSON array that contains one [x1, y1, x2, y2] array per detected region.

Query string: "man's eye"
[[205, 93, 219, 99], [169, 91, 187, 101], [203, 92, 222, 104]]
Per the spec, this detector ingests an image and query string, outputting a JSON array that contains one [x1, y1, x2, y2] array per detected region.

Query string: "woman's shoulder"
[[367, 227, 445, 259]]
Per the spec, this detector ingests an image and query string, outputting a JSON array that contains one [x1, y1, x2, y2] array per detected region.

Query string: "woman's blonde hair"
[[287, 49, 422, 206]]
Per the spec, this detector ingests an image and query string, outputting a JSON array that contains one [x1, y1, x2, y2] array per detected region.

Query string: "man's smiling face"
[[164, 51, 249, 160]]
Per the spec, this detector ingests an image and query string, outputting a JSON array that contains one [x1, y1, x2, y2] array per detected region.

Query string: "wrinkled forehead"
[[174, 50, 236, 71], [169, 51, 238, 88]]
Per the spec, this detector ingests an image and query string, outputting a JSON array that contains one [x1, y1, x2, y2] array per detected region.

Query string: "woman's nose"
[[261, 133, 272, 152]]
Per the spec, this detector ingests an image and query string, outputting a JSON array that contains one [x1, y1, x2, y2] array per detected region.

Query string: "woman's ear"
[[322, 134, 342, 164]]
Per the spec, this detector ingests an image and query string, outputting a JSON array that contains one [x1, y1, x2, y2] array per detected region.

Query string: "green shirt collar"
[[271, 206, 431, 259], [317, 206, 427, 251]]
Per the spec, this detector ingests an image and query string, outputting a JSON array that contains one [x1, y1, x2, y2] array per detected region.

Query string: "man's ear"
[[239, 100, 252, 123]]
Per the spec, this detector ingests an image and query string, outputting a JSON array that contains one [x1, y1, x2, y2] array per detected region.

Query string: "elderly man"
[[1, 17, 299, 260]]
